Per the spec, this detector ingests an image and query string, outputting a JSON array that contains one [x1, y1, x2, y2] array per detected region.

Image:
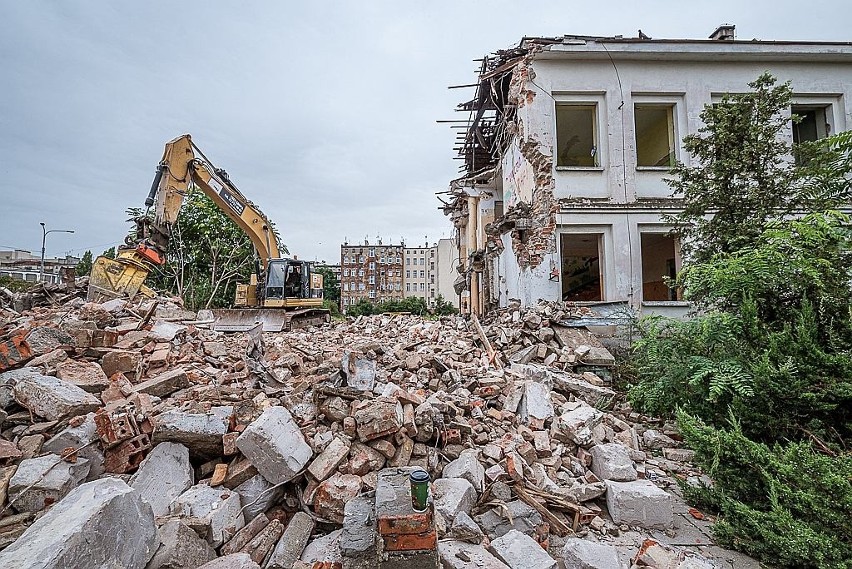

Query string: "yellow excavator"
[[88, 134, 330, 332]]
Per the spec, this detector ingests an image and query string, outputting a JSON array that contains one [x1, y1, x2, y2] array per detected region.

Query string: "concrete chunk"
[[234, 474, 284, 521], [605, 480, 673, 529], [267, 511, 316, 569], [340, 496, 376, 569], [129, 442, 194, 517], [561, 537, 623, 569], [149, 321, 187, 342], [0, 478, 158, 569], [43, 412, 104, 480], [519, 381, 554, 428], [172, 484, 246, 548], [450, 511, 484, 543], [554, 401, 604, 446], [490, 529, 556, 569], [442, 449, 485, 493], [197, 554, 260, 569], [474, 500, 543, 540], [300, 529, 343, 565], [25, 326, 74, 354], [236, 406, 312, 485], [132, 368, 190, 398], [433, 477, 477, 523], [8, 454, 90, 512], [314, 472, 362, 524], [146, 519, 217, 569], [0, 367, 43, 408], [153, 407, 231, 458], [589, 443, 637, 481], [438, 540, 510, 569], [342, 351, 376, 391], [13, 372, 101, 421]]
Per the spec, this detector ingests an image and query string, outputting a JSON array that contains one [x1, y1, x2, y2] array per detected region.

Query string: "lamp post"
[[40, 222, 74, 283]]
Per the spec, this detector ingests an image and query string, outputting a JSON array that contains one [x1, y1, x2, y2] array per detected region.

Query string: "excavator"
[[87, 134, 330, 332]]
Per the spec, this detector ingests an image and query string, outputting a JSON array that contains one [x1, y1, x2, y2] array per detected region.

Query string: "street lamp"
[[40, 222, 74, 283]]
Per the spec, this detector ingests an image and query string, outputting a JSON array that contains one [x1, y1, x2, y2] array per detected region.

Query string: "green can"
[[410, 469, 430, 512]]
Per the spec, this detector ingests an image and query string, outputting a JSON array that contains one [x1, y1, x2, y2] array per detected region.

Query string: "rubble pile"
[[0, 290, 735, 569]]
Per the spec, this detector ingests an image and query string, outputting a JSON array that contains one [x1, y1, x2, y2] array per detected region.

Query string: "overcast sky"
[[1, 1, 850, 263]]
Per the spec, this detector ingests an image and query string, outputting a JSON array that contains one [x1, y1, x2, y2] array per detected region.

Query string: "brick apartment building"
[[339, 241, 404, 309]]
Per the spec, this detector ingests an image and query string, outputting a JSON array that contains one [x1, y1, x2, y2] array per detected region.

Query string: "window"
[[640, 233, 681, 301], [358, 269, 364, 277], [359, 255, 364, 263], [369, 276, 375, 285], [369, 291, 376, 299], [419, 283, 425, 291], [369, 262, 375, 270], [556, 104, 598, 167], [369, 248, 375, 257], [560, 233, 603, 301], [419, 270, 425, 278], [792, 105, 830, 143], [406, 283, 411, 292], [359, 283, 365, 291], [343, 268, 349, 277], [406, 270, 410, 278], [406, 258, 410, 266], [634, 104, 675, 168]]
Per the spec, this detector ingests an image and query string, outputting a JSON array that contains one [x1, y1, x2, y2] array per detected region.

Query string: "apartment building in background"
[[441, 25, 852, 317], [0, 249, 80, 285], [403, 244, 433, 303], [339, 240, 404, 309]]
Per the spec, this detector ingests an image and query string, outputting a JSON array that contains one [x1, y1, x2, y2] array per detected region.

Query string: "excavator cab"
[[264, 259, 313, 301]]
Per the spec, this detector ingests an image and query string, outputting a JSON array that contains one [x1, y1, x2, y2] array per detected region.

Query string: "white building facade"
[[443, 27, 852, 316]]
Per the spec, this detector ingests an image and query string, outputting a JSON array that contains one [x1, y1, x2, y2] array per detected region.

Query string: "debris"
[[147, 519, 217, 569], [490, 529, 557, 569], [589, 443, 637, 482], [128, 442, 193, 517], [267, 511, 316, 569], [7, 454, 90, 512], [605, 480, 674, 529], [561, 537, 622, 569], [172, 484, 245, 548], [0, 478, 158, 569], [438, 540, 510, 569], [236, 406, 312, 485], [12, 372, 101, 421]]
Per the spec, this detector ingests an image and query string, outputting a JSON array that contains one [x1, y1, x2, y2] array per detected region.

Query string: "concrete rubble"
[[0, 286, 757, 568]]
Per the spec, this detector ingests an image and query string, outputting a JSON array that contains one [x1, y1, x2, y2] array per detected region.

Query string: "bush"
[[678, 411, 852, 568]]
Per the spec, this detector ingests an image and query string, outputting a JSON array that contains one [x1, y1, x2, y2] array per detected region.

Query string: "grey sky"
[[1, 1, 850, 263]]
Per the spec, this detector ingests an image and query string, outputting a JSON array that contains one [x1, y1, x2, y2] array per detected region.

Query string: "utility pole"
[[40, 222, 74, 283]]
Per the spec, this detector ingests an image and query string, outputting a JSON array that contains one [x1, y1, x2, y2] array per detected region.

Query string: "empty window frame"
[[640, 233, 680, 301], [792, 105, 830, 143], [634, 104, 676, 168], [560, 233, 603, 301], [556, 104, 598, 167]]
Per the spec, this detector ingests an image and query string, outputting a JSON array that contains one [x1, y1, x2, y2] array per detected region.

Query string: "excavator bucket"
[[87, 255, 151, 303], [211, 308, 331, 333]]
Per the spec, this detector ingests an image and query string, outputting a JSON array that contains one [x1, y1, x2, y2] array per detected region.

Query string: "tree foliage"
[[138, 187, 287, 310], [314, 266, 340, 303], [75, 250, 93, 276], [629, 74, 852, 568]]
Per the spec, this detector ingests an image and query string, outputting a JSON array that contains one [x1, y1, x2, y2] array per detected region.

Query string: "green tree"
[[629, 75, 852, 568], [666, 73, 849, 264], [76, 250, 93, 276], [433, 294, 458, 316], [101, 246, 116, 259], [314, 266, 340, 303]]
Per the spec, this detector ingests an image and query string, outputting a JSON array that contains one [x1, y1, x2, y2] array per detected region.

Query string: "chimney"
[[709, 24, 736, 41]]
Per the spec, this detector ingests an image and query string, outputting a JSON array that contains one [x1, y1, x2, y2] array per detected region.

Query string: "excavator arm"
[[88, 134, 281, 301]]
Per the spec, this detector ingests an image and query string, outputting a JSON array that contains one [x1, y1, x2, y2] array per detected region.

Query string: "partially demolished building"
[[441, 25, 852, 316]]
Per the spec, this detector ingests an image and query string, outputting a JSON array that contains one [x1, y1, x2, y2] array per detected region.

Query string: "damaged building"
[[440, 25, 852, 316]]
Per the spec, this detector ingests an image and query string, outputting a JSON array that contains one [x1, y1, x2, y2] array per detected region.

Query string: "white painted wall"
[[493, 41, 852, 314]]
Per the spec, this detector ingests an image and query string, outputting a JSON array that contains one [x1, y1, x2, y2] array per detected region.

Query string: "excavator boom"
[[88, 135, 327, 331]]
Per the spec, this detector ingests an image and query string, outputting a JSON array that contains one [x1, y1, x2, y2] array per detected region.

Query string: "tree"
[[101, 246, 116, 259], [76, 250, 93, 276], [668, 73, 815, 264], [629, 75, 852, 568], [433, 294, 458, 316], [314, 266, 340, 303]]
